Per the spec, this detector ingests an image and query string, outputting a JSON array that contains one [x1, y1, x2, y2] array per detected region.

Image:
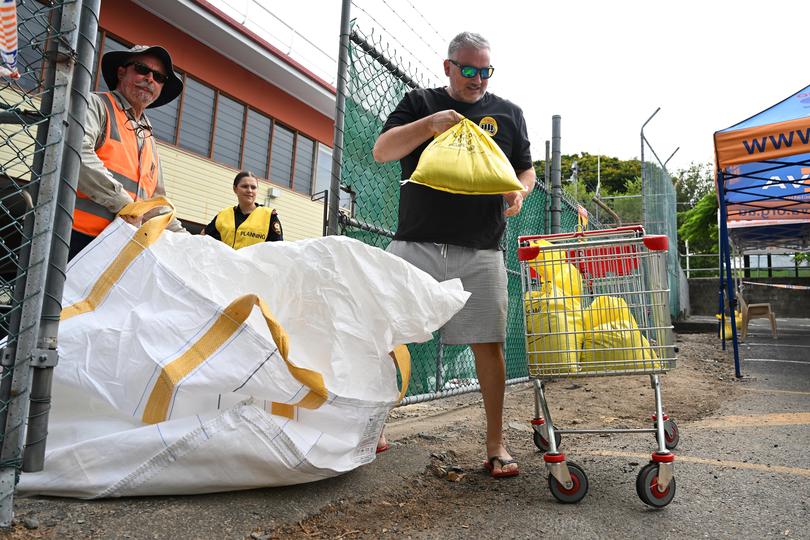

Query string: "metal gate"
[[0, 0, 98, 526]]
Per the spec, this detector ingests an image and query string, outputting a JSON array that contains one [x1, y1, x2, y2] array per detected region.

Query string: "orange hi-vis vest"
[[73, 92, 160, 237]]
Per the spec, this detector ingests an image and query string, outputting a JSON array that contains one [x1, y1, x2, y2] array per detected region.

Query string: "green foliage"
[[535, 152, 641, 195], [678, 191, 718, 253], [672, 162, 714, 207], [794, 252, 810, 265], [534, 153, 643, 226], [672, 162, 715, 234]]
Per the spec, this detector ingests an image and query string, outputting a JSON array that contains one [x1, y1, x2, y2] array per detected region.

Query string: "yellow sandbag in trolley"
[[524, 288, 583, 376], [409, 118, 525, 195], [526, 239, 583, 300], [580, 296, 659, 372]]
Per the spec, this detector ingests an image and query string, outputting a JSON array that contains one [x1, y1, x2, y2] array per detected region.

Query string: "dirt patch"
[[265, 332, 738, 539], [4, 333, 738, 539]]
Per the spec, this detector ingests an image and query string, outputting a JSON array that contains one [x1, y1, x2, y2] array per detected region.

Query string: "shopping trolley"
[[517, 226, 678, 507]]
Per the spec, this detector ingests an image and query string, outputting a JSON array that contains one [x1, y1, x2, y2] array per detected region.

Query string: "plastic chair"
[[738, 292, 777, 340]]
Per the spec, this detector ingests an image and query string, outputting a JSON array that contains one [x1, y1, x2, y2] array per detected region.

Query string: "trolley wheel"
[[548, 461, 588, 504], [533, 429, 562, 452], [652, 418, 680, 450], [636, 462, 676, 508]]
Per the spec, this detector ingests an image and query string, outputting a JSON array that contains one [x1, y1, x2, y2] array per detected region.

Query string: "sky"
[[209, 0, 809, 174]]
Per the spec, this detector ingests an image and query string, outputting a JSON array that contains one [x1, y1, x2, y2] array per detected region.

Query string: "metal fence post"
[[327, 0, 351, 236], [23, 0, 99, 473], [551, 116, 561, 234], [685, 240, 691, 278], [544, 140, 550, 234], [0, 0, 84, 526]]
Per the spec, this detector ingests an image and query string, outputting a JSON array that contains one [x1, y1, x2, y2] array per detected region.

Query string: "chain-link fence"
[[340, 27, 606, 403], [642, 138, 683, 319], [0, 0, 98, 526]]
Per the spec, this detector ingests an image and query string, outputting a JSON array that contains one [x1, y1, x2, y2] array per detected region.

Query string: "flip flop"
[[483, 456, 519, 478], [376, 442, 390, 454]]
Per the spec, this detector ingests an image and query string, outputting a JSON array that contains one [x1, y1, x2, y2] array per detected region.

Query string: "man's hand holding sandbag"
[[428, 109, 464, 135]]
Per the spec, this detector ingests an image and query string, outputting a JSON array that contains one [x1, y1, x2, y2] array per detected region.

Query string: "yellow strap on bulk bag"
[[409, 118, 525, 195], [391, 344, 412, 402], [143, 293, 329, 424], [61, 197, 175, 321]]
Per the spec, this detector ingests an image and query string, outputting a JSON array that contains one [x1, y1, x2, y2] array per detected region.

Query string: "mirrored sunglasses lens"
[[460, 66, 478, 78], [481, 68, 494, 79]]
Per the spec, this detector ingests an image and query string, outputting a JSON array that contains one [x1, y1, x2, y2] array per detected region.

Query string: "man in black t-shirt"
[[373, 31, 535, 478]]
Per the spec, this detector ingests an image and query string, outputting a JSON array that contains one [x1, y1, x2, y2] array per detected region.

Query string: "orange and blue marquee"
[[714, 84, 810, 238], [713, 84, 810, 378]]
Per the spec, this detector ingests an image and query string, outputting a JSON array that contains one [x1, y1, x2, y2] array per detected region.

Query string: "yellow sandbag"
[[524, 289, 582, 376], [715, 312, 742, 339], [410, 118, 525, 195], [580, 296, 659, 371], [527, 239, 582, 299]]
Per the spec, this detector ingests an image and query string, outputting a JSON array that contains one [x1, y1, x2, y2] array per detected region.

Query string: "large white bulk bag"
[[19, 200, 468, 498]]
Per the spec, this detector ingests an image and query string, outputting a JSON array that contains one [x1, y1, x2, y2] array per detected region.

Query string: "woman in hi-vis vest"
[[203, 171, 284, 248]]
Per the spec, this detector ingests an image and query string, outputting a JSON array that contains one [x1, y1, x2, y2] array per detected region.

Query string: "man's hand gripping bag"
[[410, 118, 525, 195]]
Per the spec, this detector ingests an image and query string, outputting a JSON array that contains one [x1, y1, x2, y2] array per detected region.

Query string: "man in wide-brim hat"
[[69, 45, 186, 260]]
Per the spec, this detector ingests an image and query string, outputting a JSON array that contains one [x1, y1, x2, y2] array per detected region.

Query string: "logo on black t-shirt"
[[479, 116, 498, 136]]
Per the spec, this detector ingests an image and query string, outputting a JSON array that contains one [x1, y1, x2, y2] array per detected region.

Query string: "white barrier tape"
[[741, 280, 810, 290]]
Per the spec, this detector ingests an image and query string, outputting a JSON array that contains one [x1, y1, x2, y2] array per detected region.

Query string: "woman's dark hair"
[[233, 171, 257, 187]]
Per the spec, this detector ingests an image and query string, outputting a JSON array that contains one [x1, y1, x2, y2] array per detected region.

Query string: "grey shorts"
[[386, 240, 507, 345]]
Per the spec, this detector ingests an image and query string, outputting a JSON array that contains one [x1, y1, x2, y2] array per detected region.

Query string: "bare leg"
[[471, 342, 516, 475]]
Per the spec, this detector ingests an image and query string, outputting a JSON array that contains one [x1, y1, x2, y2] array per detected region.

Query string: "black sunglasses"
[[448, 59, 494, 80], [126, 61, 168, 84]]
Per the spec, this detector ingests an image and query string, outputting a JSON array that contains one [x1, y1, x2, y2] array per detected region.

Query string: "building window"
[[212, 93, 245, 169], [269, 124, 294, 187], [314, 144, 351, 207], [314, 144, 332, 196], [292, 135, 314, 194], [242, 109, 272, 178], [149, 97, 180, 144], [177, 76, 215, 157], [96, 35, 130, 93]]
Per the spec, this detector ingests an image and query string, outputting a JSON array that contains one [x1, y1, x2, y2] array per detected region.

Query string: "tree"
[[672, 162, 714, 209], [678, 191, 718, 254], [535, 152, 641, 195]]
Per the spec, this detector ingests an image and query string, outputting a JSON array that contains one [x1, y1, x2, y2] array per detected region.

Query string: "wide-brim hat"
[[101, 45, 183, 109]]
